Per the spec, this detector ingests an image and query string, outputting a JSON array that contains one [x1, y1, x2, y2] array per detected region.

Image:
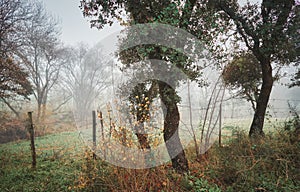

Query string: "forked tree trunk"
[[158, 81, 189, 173], [249, 57, 273, 137], [127, 91, 152, 166], [134, 112, 151, 149], [135, 125, 153, 167], [128, 111, 151, 151], [136, 132, 151, 149], [132, 84, 152, 150]]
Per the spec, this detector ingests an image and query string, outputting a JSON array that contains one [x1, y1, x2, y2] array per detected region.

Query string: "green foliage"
[[154, 2, 181, 26], [222, 53, 261, 106], [289, 68, 300, 88], [283, 103, 300, 143], [199, 0, 299, 135], [183, 175, 222, 192], [284, 114, 300, 132], [81, 0, 204, 83], [80, 0, 299, 137]]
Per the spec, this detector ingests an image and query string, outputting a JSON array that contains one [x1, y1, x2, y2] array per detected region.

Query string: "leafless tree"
[[61, 43, 111, 121], [0, 0, 32, 54], [16, 1, 67, 121]]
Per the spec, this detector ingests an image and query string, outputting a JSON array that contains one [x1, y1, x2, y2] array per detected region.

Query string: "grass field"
[[1, 118, 299, 191], [0, 132, 86, 192]]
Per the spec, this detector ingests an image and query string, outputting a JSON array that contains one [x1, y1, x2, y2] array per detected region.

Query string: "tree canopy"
[[222, 53, 261, 110], [0, 0, 33, 103], [199, 0, 299, 136], [0, 57, 32, 99], [290, 69, 300, 87]]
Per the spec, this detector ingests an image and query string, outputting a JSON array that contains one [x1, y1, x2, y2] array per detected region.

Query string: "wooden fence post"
[[27, 112, 36, 168], [219, 103, 222, 147], [107, 103, 113, 158], [99, 111, 104, 141], [92, 111, 97, 159], [98, 111, 106, 160]]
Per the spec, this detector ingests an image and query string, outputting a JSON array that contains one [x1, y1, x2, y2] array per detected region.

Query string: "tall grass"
[[199, 130, 300, 191]]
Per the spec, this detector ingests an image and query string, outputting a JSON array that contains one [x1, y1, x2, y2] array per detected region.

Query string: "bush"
[[283, 105, 300, 143], [0, 113, 28, 144], [204, 130, 300, 191]]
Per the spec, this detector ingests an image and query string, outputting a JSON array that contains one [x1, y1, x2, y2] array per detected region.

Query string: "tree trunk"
[[135, 127, 153, 167], [249, 58, 273, 137], [37, 102, 42, 122], [41, 93, 48, 123], [133, 114, 151, 150], [135, 131, 151, 149], [158, 81, 189, 173], [127, 107, 152, 166]]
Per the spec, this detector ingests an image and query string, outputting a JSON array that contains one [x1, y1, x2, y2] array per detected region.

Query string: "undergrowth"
[[1, 128, 299, 191], [201, 130, 300, 191]]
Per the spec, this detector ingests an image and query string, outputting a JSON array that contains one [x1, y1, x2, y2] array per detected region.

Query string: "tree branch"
[[213, 0, 259, 50], [1, 97, 20, 117]]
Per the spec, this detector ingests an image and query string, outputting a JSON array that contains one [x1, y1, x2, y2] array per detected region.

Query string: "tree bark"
[[134, 112, 151, 149], [41, 92, 48, 123], [136, 132, 151, 149], [135, 126, 153, 167], [249, 57, 273, 137], [158, 81, 189, 173], [128, 112, 153, 166], [37, 101, 42, 122]]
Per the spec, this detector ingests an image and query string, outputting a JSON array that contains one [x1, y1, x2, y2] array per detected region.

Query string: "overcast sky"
[[41, 0, 121, 46], [41, 0, 257, 46]]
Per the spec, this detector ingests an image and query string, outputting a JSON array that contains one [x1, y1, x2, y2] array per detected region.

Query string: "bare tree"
[[0, 0, 32, 54], [61, 43, 110, 121], [16, 1, 66, 121]]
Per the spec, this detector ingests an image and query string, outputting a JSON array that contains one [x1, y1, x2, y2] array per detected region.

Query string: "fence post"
[[219, 103, 222, 147], [92, 111, 97, 159], [98, 111, 106, 160], [107, 103, 113, 158], [27, 112, 36, 168], [98, 111, 104, 141]]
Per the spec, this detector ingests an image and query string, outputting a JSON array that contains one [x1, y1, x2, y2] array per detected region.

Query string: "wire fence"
[[69, 97, 300, 142], [178, 97, 299, 136]]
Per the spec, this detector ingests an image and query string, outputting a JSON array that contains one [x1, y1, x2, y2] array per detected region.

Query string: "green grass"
[[0, 132, 85, 192], [1, 122, 299, 192]]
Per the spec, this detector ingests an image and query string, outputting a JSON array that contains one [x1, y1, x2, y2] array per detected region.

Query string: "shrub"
[[204, 131, 300, 191]]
